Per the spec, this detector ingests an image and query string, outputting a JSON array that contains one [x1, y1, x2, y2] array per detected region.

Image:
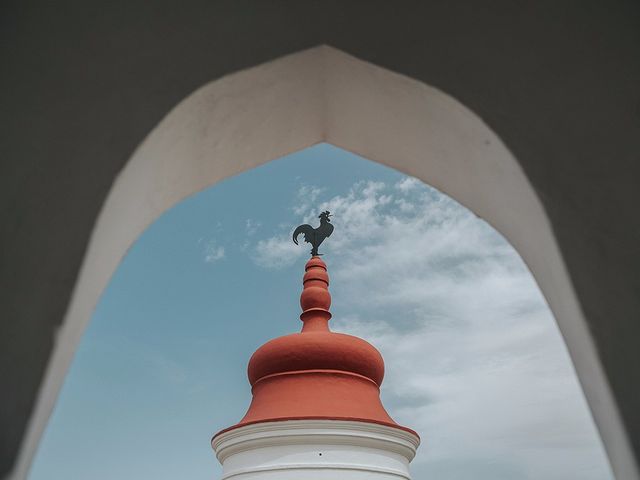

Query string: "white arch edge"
[[10, 46, 637, 480]]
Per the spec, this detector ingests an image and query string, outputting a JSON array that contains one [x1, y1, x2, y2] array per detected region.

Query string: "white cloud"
[[254, 177, 612, 479], [395, 176, 421, 193], [203, 240, 225, 264], [395, 198, 415, 212], [253, 234, 304, 269], [293, 185, 325, 215]]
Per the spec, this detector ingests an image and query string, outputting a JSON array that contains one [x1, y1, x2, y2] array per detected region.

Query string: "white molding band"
[[221, 463, 410, 480]]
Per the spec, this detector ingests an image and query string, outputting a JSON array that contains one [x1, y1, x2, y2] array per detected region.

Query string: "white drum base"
[[212, 419, 420, 480]]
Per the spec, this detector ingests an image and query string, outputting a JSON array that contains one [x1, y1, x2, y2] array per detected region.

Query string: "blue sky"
[[29, 144, 612, 479]]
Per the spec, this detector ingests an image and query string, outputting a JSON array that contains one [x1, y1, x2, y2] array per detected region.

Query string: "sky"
[[29, 144, 612, 480]]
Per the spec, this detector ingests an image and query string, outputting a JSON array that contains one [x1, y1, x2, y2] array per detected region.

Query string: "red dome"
[[214, 256, 417, 439], [248, 331, 385, 386]]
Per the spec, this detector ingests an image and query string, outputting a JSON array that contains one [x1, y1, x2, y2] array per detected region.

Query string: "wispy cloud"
[[292, 185, 325, 215], [202, 240, 225, 264], [245, 219, 261, 236], [251, 177, 612, 479], [253, 235, 304, 269]]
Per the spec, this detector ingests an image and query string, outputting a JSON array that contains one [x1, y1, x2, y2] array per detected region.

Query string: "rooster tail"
[[293, 224, 314, 245]]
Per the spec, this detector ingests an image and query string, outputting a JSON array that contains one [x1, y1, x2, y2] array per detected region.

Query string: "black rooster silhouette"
[[292, 211, 334, 256]]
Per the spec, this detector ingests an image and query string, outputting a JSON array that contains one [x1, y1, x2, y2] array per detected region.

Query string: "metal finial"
[[292, 211, 334, 256]]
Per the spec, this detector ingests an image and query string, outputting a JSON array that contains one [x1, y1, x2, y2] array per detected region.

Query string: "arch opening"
[[29, 145, 612, 479]]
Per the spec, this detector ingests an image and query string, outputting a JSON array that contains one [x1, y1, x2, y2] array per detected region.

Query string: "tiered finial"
[[299, 257, 331, 332]]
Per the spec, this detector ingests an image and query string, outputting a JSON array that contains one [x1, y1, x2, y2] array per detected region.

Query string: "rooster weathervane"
[[293, 211, 334, 256]]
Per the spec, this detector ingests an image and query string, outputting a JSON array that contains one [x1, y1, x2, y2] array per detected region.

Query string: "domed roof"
[[248, 331, 385, 387], [213, 256, 417, 439]]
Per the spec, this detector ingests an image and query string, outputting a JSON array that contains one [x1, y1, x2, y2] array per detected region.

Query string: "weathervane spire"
[[292, 211, 334, 256]]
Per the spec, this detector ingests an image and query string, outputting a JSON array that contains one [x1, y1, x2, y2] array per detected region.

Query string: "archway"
[[13, 46, 635, 480]]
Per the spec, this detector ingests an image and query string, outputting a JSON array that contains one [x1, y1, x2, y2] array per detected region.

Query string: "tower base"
[[212, 419, 419, 479]]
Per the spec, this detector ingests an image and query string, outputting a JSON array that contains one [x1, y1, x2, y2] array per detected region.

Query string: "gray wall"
[[1, 0, 638, 477]]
